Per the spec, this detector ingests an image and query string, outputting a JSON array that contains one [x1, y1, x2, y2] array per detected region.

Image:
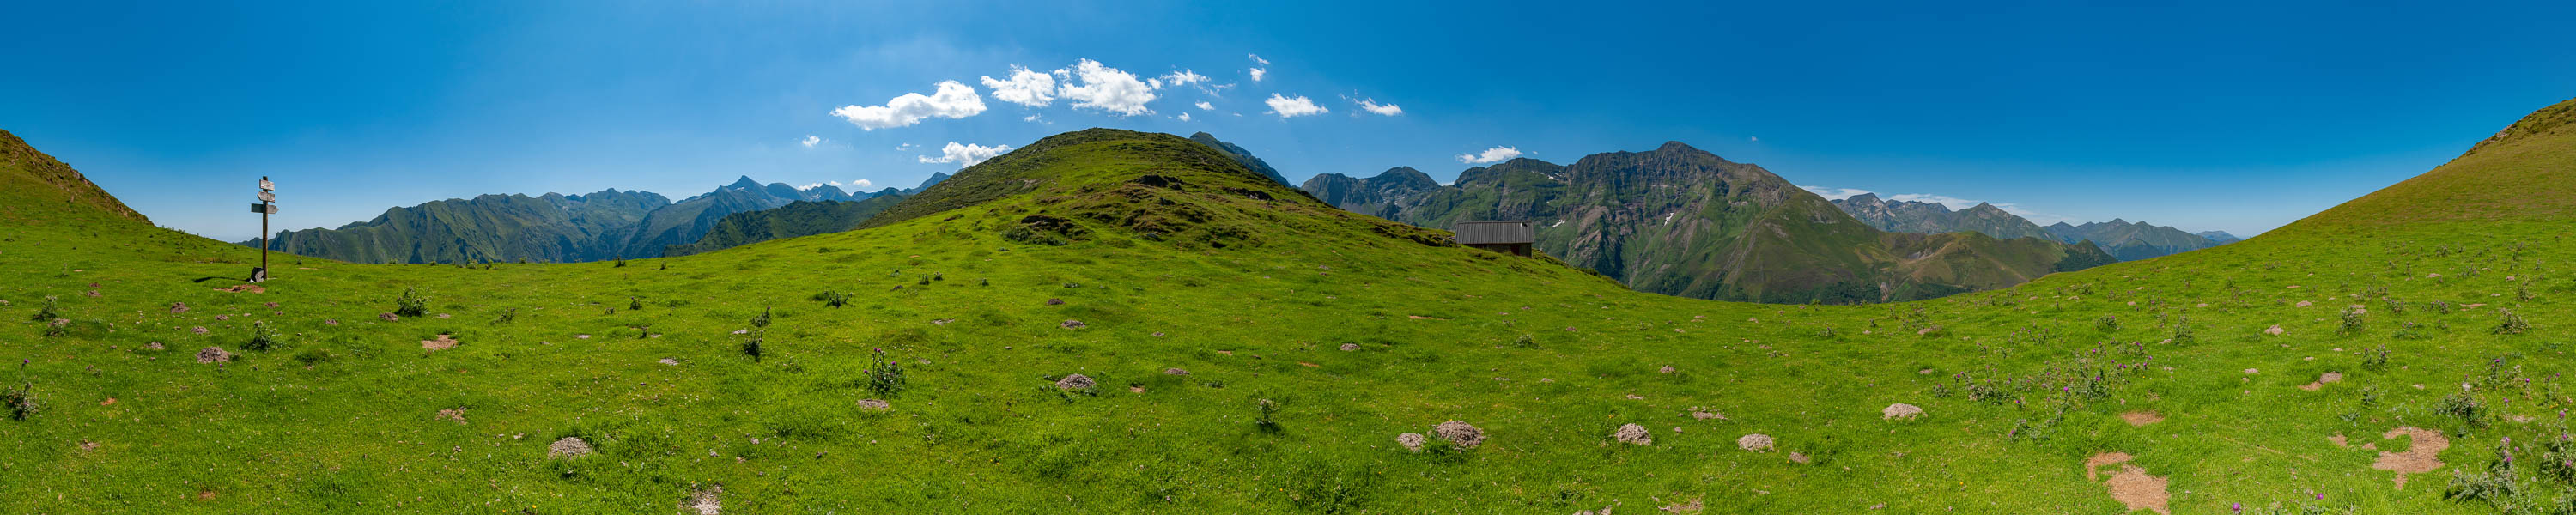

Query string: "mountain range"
[[252, 176, 900, 264], [1826, 192, 2235, 260], [1301, 142, 2117, 303], [9, 96, 2576, 510]]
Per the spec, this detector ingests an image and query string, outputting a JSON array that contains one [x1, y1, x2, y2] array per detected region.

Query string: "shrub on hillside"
[[243, 321, 279, 351], [864, 348, 906, 397], [2438, 392, 2488, 431], [393, 288, 428, 318], [3, 381, 36, 421], [2494, 310, 2530, 335], [29, 296, 57, 322], [812, 290, 849, 307]]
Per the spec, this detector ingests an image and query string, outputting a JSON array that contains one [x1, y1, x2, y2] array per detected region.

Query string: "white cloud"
[[1353, 97, 1402, 116], [1157, 70, 1209, 88], [1249, 68, 1267, 82], [1797, 186, 1874, 200], [1264, 94, 1327, 118], [829, 80, 987, 130], [1057, 58, 1157, 116], [800, 136, 823, 148], [1194, 101, 1213, 111], [895, 142, 916, 151], [916, 142, 1013, 168], [1023, 114, 1042, 122], [978, 65, 1058, 107], [1749, 136, 1760, 142], [1249, 53, 1269, 65], [845, 179, 874, 188], [1455, 146, 1523, 164], [1176, 112, 1192, 121], [799, 183, 827, 191]]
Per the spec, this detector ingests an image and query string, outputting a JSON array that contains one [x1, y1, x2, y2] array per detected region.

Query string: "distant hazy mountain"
[[1300, 167, 1441, 220], [1830, 193, 2058, 241], [257, 176, 882, 263], [1820, 191, 2236, 261], [2044, 219, 2223, 261], [1303, 142, 2115, 303], [1188, 132, 1294, 186], [2196, 230, 2242, 244], [661, 191, 910, 257]]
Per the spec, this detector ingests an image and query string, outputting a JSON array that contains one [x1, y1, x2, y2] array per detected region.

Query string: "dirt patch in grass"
[[2372, 427, 2448, 489], [2083, 452, 2169, 514], [1615, 423, 1652, 445], [1883, 403, 1923, 420], [421, 334, 458, 351], [548, 437, 594, 458], [1737, 433, 1773, 451], [435, 409, 466, 425], [2328, 435, 2348, 447], [195, 347, 232, 364], [1659, 497, 1704, 513], [1396, 432, 1425, 452], [2120, 411, 2163, 427], [682, 486, 722, 515], [220, 284, 264, 294], [856, 398, 890, 411], [1434, 421, 1485, 449]]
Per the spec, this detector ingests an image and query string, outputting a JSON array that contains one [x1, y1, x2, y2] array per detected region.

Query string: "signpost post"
[[252, 177, 276, 282]]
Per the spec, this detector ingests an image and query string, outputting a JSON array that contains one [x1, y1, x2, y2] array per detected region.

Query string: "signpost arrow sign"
[[252, 176, 276, 283]]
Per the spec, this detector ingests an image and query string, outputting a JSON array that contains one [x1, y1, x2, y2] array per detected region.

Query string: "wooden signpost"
[[252, 176, 276, 282]]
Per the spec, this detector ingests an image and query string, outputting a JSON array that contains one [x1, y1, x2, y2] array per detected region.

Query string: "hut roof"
[[1453, 221, 1535, 245]]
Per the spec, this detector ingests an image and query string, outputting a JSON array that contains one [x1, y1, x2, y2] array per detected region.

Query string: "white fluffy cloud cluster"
[[800, 136, 823, 148], [1354, 98, 1402, 116], [1455, 146, 1523, 164], [1265, 94, 1327, 118], [917, 142, 1014, 168], [1058, 59, 1158, 116], [829, 81, 987, 130], [979, 65, 1058, 107]]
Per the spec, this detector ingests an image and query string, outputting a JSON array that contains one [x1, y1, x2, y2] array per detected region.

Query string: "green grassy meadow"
[[3, 104, 2574, 513]]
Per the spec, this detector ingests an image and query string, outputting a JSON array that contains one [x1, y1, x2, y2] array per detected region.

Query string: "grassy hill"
[[3, 100, 2575, 513]]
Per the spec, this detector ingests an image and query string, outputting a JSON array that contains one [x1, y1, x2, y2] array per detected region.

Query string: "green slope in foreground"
[[1, 104, 2573, 513]]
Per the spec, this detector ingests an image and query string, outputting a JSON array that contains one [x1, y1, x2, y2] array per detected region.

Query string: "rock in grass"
[[2263, 324, 2285, 336], [1883, 403, 1924, 420], [1433, 421, 1484, 449], [856, 398, 890, 411], [1161, 367, 1188, 376], [548, 437, 593, 458], [1738, 433, 1775, 451], [1054, 374, 1096, 390], [1339, 343, 1359, 352], [1060, 319, 1086, 330], [1614, 423, 1653, 445], [1396, 432, 1426, 452]]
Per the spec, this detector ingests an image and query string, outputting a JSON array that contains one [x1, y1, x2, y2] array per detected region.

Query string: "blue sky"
[[4, 1, 2572, 241]]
